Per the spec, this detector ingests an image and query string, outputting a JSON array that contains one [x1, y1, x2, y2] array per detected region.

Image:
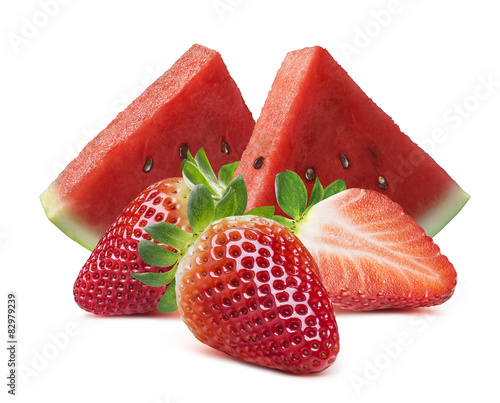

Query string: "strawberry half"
[[296, 188, 457, 310], [73, 178, 190, 315], [176, 215, 339, 373], [272, 170, 457, 311]]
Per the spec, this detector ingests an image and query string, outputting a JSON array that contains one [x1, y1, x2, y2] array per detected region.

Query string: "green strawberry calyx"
[[132, 149, 345, 314], [273, 171, 346, 232], [131, 148, 275, 313]]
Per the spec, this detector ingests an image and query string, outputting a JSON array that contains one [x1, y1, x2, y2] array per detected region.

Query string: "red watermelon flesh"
[[235, 46, 469, 237], [41, 44, 255, 250]]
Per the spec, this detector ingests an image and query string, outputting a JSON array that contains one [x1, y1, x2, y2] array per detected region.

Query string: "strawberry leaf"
[[138, 239, 179, 267], [194, 149, 224, 196], [194, 149, 217, 180], [144, 222, 192, 251], [304, 177, 324, 214], [218, 161, 239, 187], [222, 174, 247, 216], [323, 179, 346, 200], [185, 149, 196, 164], [187, 185, 215, 234], [182, 148, 242, 200], [157, 280, 178, 313], [214, 188, 237, 221], [130, 267, 176, 287], [272, 215, 294, 229], [182, 159, 216, 195], [245, 206, 275, 218], [275, 170, 307, 220]]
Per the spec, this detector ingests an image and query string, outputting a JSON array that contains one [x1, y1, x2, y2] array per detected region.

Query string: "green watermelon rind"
[[40, 187, 98, 251], [416, 185, 470, 238]]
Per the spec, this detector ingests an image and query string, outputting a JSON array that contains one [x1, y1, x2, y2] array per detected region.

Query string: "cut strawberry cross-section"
[[295, 187, 457, 310]]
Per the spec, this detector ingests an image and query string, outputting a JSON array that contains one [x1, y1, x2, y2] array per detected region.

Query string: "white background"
[[2, 1, 499, 402]]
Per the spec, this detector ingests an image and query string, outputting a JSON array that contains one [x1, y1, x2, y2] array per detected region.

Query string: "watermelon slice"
[[235, 46, 469, 237], [41, 44, 255, 250]]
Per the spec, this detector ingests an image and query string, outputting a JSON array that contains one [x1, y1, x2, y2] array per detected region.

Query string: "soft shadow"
[[82, 309, 181, 321], [333, 305, 442, 317], [190, 342, 342, 377]]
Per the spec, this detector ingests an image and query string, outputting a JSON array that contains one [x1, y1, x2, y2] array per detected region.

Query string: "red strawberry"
[[175, 215, 339, 373], [295, 188, 457, 311], [73, 178, 190, 315], [74, 149, 243, 315], [132, 154, 339, 372]]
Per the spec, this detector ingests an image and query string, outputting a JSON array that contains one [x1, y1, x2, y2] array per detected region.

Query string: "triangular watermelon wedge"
[[235, 46, 469, 236], [41, 44, 255, 250]]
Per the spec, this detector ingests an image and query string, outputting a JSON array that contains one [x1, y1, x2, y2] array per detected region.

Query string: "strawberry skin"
[[175, 215, 339, 373], [296, 188, 457, 311], [74, 178, 190, 315]]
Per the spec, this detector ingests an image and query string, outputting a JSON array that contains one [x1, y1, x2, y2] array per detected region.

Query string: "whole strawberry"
[[133, 165, 340, 372], [74, 149, 242, 315], [176, 215, 339, 373], [73, 177, 190, 315]]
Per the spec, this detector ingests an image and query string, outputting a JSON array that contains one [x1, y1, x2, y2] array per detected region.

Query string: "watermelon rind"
[[416, 185, 470, 238], [40, 187, 97, 251]]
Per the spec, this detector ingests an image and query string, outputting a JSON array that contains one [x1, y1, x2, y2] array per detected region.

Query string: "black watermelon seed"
[[340, 154, 350, 169], [142, 157, 153, 173], [179, 143, 189, 160], [221, 140, 230, 155], [304, 167, 316, 182], [253, 156, 264, 169], [378, 176, 388, 190]]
